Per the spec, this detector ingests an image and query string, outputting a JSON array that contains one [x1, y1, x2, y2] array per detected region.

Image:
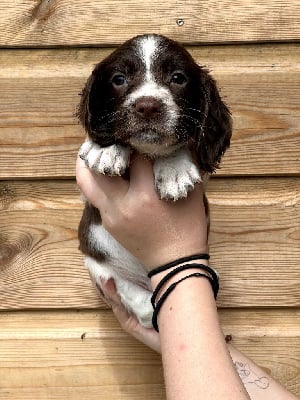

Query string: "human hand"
[[98, 278, 161, 353], [76, 153, 208, 270]]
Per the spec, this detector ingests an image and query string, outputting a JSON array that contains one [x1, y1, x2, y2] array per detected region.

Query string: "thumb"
[[129, 154, 156, 194], [76, 156, 129, 208]]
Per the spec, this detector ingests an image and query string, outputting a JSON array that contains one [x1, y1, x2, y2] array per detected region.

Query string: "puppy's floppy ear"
[[195, 72, 232, 173], [77, 72, 94, 135], [77, 63, 114, 146]]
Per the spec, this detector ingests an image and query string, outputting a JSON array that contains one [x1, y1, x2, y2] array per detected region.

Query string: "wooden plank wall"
[[0, 1, 299, 398]]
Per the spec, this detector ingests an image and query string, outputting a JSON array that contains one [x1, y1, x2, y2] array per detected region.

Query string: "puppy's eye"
[[170, 72, 187, 85], [112, 74, 127, 87]]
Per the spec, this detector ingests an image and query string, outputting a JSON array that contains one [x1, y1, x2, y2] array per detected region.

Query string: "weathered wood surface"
[[1, 1, 299, 398], [1, 0, 300, 47], [0, 177, 299, 309], [0, 309, 299, 398], [0, 44, 299, 178]]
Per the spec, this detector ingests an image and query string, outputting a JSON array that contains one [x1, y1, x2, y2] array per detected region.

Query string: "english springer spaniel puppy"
[[77, 34, 232, 327]]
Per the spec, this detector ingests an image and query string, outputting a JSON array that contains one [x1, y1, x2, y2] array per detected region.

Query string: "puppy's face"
[[78, 34, 232, 172]]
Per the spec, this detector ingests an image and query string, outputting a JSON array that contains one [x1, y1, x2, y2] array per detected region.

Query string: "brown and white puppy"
[[77, 34, 232, 327]]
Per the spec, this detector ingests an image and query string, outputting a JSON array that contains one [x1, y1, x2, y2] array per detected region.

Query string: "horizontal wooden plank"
[[0, 177, 299, 309], [0, 387, 164, 400], [0, 180, 100, 309], [0, 309, 298, 398], [1, 0, 299, 47], [207, 177, 300, 307], [0, 44, 299, 178]]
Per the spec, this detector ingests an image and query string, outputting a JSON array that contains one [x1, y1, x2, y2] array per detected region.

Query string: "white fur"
[[78, 141, 130, 176], [125, 80, 178, 109], [88, 224, 148, 285], [78, 140, 93, 155], [138, 36, 158, 79], [154, 148, 202, 200], [124, 35, 179, 129], [86, 224, 153, 327], [128, 140, 181, 157]]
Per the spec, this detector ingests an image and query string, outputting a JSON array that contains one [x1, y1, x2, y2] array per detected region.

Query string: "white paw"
[[131, 295, 153, 328], [78, 140, 130, 176], [154, 149, 201, 201]]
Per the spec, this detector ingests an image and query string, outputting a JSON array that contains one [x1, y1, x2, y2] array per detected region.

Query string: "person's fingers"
[[100, 278, 142, 329], [76, 156, 129, 207], [100, 278, 161, 353], [129, 154, 156, 193], [76, 156, 105, 202]]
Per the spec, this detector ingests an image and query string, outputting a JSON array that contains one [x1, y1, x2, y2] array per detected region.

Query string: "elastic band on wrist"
[[151, 263, 219, 308], [152, 272, 213, 332], [148, 253, 210, 278], [151, 262, 219, 332]]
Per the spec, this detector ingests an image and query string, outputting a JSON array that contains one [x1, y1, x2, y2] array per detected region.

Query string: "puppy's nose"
[[134, 97, 162, 118]]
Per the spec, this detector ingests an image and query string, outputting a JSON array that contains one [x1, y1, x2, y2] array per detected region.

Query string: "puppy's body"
[[78, 34, 232, 327]]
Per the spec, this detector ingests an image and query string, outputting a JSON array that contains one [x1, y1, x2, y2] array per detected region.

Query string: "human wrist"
[[154, 270, 217, 335], [148, 255, 219, 332], [143, 240, 208, 271], [150, 258, 210, 290]]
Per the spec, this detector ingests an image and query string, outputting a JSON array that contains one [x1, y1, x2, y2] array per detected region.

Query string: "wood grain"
[[207, 177, 300, 307], [0, 180, 100, 309], [0, 178, 299, 309], [1, 3, 299, 397], [1, 0, 299, 47], [0, 309, 298, 398], [0, 44, 299, 178]]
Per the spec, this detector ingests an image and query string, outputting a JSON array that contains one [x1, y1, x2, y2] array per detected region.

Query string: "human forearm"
[[228, 344, 298, 400], [152, 274, 250, 400]]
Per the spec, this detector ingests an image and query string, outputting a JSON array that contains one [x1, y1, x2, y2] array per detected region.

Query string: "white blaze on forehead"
[[126, 35, 176, 108], [124, 35, 179, 131], [138, 35, 159, 75]]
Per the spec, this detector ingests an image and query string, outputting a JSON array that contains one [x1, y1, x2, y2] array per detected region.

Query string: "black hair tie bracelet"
[[151, 263, 219, 308], [151, 271, 217, 332], [149, 260, 219, 332], [148, 253, 210, 278]]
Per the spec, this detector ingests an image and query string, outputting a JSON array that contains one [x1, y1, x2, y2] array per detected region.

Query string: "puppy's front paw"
[[154, 150, 201, 201], [79, 141, 130, 176]]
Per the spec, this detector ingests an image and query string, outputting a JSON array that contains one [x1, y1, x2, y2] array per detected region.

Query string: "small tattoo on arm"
[[234, 361, 270, 389]]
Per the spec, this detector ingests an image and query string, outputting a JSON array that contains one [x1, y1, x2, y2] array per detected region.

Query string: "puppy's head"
[[78, 34, 232, 172]]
